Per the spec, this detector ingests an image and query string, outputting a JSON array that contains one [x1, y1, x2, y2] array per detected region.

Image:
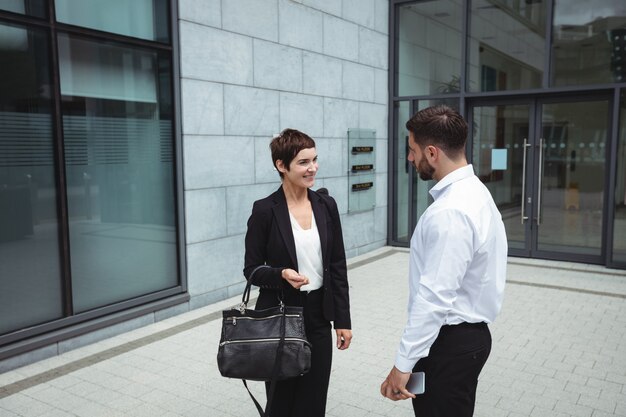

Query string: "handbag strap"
[[241, 301, 287, 417], [241, 378, 278, 417], [243, 265, 271, 305], [242, 379, 266, 416]]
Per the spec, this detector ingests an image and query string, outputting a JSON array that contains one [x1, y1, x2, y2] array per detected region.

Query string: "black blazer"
[[243, 187, 351, 330]]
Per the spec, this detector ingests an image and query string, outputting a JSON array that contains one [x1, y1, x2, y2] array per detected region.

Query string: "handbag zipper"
[[230, 314, 301, 325], [219, 337, 309, 347]]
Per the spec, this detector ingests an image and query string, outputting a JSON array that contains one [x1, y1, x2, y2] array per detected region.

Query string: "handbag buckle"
[[237, 302, 246, 314], [279, 300, 284, 313]]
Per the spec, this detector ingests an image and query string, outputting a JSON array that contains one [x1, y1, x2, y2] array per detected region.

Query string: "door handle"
[[520, 138, 531, 224], [536, 138, 544, 225]]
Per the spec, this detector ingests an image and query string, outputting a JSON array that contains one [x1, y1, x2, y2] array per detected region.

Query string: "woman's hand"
[[281, 268, 309, 289], [335, 329, 352, 350]]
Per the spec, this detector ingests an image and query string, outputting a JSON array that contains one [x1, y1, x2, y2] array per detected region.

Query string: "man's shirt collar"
[[429, 164, 475, 200]]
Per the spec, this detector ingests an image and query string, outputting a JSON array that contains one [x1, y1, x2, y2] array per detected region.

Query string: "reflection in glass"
[[418, 99, 458, 112], [395, 101, 410, 243], [468, 0, 545, 92], [0, 0, 47, 18], [538, 101, 607, 254], [472, 105, 529, 250], [55, 0, 170, 43], [614, 93, 626, 263], [0, 22, 63, 335], [412, 100, 455, 221], [58, 34, 177, 313], [396, 1, 463, 96], [552, 1, 626, 86]]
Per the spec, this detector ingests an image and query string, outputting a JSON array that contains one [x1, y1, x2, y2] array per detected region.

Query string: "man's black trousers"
[[412, 322, 492, 417]]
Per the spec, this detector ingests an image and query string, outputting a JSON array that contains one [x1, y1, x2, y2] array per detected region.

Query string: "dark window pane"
[[412, 100, 450, 220], [537, 101, 607, 255], [55, 0, 170, 43], [394, 101, 410, 243], [0, 22, 63, 335], [468, 0, 545, 92], [552, 1, 626, 86], [615, 92, 626, 263], [58, 34, 177, 313], [396, 1, 463, 96], [0, 0, 47, 18], [471, 104, 530, 250]]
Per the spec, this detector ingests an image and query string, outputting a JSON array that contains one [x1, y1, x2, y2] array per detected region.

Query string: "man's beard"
[[416, 154, 435, 181]]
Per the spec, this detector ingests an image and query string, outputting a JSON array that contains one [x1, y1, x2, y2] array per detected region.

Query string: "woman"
[[244, 128, 352, 416]]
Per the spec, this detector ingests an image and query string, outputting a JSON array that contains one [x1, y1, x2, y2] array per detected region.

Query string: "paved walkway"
[[1, 247, 625, 416]]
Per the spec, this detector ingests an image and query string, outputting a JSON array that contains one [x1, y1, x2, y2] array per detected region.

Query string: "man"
[[380, 105, 507, 416]]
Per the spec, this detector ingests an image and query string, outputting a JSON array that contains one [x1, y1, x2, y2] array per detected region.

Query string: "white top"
[[395, 164, 508, 373], [289, 211, 324, 292]]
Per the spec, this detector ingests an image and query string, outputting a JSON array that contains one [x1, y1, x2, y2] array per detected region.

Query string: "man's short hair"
[[270, 128, 316, 178], [405, 105, 468, 158]]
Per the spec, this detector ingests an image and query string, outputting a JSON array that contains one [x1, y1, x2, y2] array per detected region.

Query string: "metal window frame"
[[607, 88, 626, 270]]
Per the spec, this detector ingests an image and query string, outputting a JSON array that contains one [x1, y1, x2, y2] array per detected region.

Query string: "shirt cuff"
[[394, 355, 417, 374]]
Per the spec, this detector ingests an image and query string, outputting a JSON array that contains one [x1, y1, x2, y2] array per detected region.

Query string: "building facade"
[[1, 0, 625, 370], [0, 0, 389, 370]]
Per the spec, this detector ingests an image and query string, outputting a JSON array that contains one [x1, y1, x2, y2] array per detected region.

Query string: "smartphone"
[[406, 371, 425, 394]]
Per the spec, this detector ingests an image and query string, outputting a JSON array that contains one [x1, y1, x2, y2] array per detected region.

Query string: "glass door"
[[535, 99, 609, 259], [471, 103, 532, 253], [470, 97, 610, 262]]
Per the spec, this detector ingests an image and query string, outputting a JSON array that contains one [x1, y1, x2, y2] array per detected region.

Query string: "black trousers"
[[412, 322, 492, 417], [265, 289, 332, 417]]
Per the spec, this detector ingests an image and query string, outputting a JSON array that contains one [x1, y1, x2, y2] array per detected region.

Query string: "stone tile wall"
[[179, 0, 390, 306]]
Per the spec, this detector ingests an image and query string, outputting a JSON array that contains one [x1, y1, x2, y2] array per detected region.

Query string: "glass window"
[[396, 1, 463, 97], [552, 0, 626, 86], [395, 99, 458, 244], [468, 0, 545, 92], [55, 0, 170, 43], [58, 34, 177, 313], [0, 0, 47, 18], [471, 104, 530, 250], [417, 98, 458, 112], [615, 92, 626, 263], [412, 100, 455, 219], [0, 22, 63, 335], [394, 101, 410, 243], [537, 100, 607, 255]]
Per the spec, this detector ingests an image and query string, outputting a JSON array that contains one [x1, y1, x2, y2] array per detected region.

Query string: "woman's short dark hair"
[[405, 105, 467, 158], [270, 128, 316, 178]]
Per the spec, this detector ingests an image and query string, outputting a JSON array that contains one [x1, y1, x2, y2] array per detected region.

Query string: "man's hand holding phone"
[[381, 367, 422, 401]]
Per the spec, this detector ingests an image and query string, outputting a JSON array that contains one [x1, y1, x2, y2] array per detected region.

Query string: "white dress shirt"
[[395, 164, 507, 373], [289, 212, 324, 292]]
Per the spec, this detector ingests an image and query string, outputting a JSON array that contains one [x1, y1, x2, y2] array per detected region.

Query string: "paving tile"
[[475, 404, 510, 417], [554, 399, 595, 417], [185, 404, 234, 417], [586, 377, 623, 394], [116, 402, 174, 417], [591, 412, 617, 417], [530, 406, 572, 417], [0, 394, 51, 416], [577, 394, 617, 414]]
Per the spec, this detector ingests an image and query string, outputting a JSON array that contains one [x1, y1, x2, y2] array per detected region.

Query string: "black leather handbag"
[[217, 266, 312, 416]]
